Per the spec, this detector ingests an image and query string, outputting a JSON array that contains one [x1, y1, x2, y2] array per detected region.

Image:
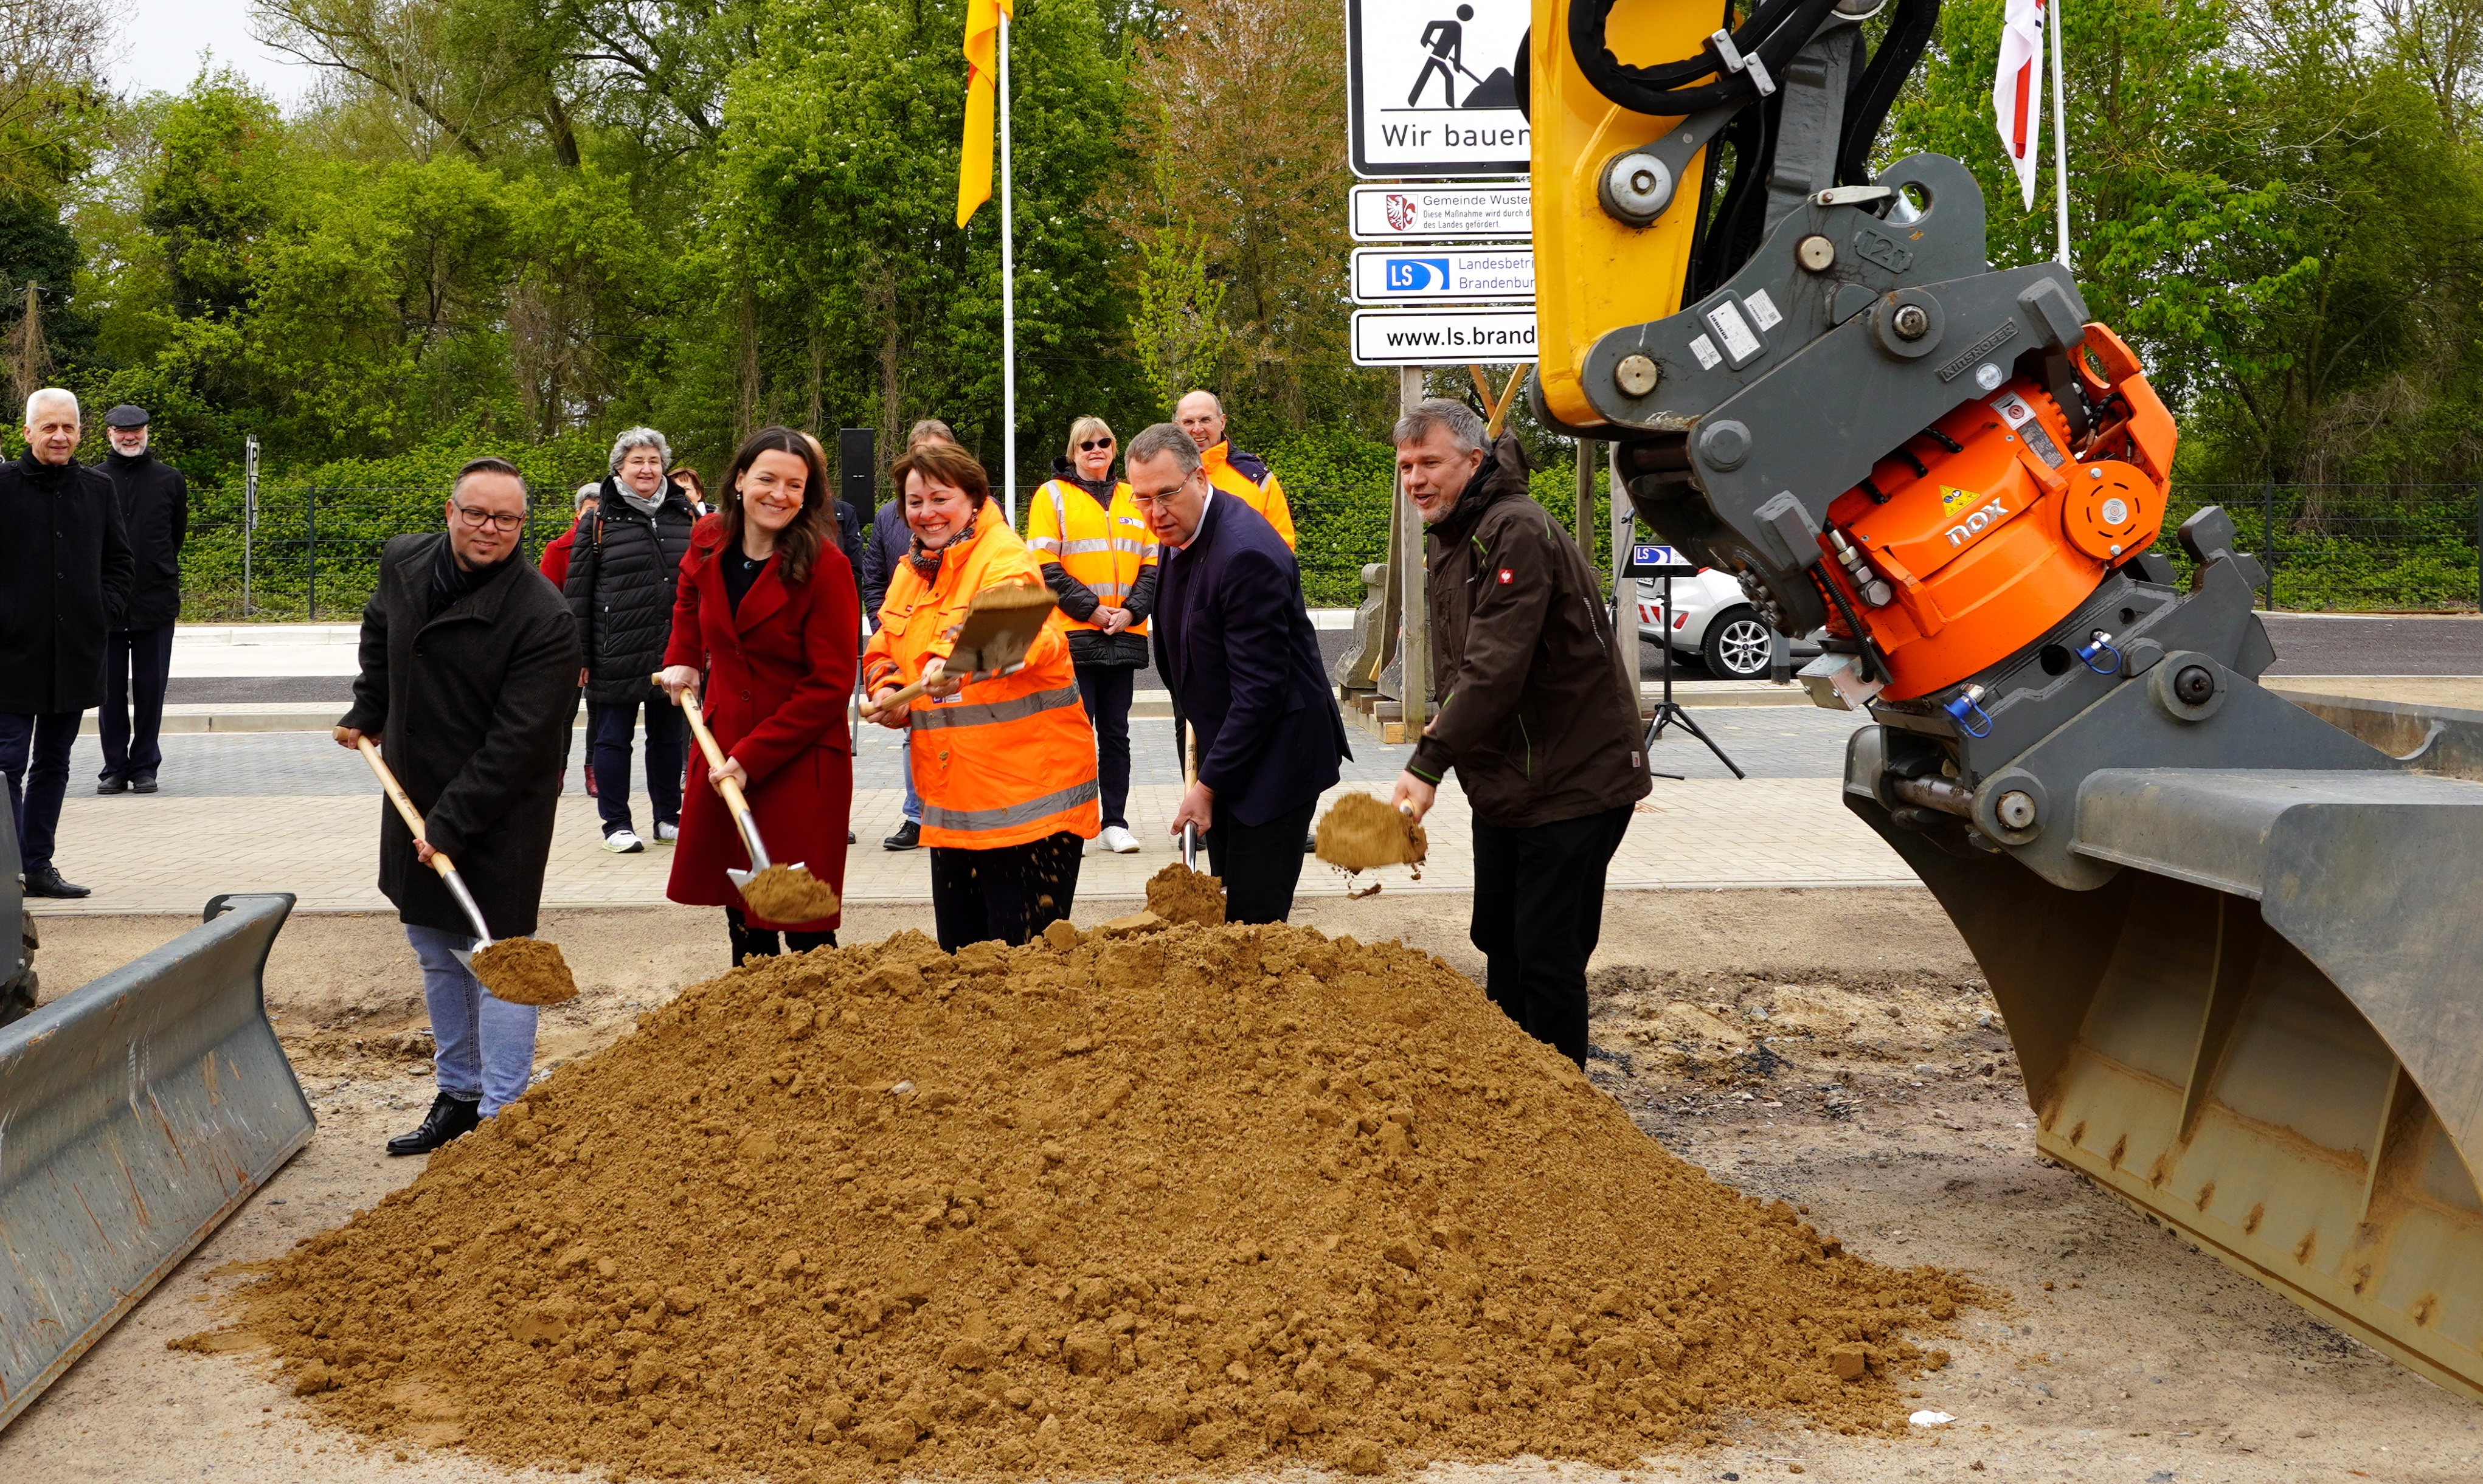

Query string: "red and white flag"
[[1993, 0, 2046, 210]]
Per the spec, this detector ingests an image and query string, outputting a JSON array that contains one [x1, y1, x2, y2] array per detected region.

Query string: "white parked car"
[[1632, 570, 1824, 680]]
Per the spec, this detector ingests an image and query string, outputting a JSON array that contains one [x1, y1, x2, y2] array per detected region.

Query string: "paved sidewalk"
[[32, 708, 1913, 917]]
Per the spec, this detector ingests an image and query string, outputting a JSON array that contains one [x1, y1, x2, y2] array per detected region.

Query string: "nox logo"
[[1946, 497, 2009, 547], [1384, 257, 1450, 291]]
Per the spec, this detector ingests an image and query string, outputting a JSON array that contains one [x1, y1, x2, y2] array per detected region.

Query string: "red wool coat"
[[662, 515, 860, 931]]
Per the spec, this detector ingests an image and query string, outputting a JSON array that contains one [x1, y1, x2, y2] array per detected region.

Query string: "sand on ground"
[[4, 889, 2476, 1483]]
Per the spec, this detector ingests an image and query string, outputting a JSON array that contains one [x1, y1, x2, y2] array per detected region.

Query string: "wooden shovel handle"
[[859, 677, 927, 721], [357, 737, 459, 877], [657, 678, 754, 817]]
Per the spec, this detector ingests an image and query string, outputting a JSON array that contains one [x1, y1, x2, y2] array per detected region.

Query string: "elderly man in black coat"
[[0, 388, 131, 899], [1132, 422, 1350, 924], [95, 403, 188, 796], [334, 457, 581, 1155]]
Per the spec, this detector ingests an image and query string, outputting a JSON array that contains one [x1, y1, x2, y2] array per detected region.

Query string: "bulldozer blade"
[[1851, 762, 2483, 1399], [0, 893, 311, 1431]]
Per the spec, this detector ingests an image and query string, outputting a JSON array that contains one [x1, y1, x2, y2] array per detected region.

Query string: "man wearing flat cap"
[[94, 404, 187, 795]]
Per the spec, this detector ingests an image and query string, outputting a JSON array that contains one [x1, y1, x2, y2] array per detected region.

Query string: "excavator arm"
[[1529, 0, 2483, 1401]]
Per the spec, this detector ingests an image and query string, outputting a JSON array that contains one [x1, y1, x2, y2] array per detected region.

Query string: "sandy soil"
[[4, 889, 2478, 1483]]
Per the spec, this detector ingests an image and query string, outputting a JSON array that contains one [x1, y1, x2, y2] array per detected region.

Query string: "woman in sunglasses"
[[1027, 416, 1157, 855]]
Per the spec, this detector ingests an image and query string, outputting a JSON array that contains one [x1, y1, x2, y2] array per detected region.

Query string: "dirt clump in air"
[[1144, 862, 1225, 925], [1315, 792, 1429, 873], [215, 920, 1977, 1481], [469, 936, 577, 1006], [736, 865, 843, 927]]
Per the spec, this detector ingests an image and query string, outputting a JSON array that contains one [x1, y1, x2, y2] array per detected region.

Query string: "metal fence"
[[2167, 484, 2483, 613], [183, 481, 592, 623]]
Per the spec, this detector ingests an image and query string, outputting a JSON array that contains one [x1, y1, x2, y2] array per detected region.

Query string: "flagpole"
[[998, 12, 1017, 528], [2047, 0, 2070, 268]]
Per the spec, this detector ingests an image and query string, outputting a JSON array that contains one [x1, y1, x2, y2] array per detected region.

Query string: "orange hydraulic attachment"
[[1816, 323, 2180, 701]]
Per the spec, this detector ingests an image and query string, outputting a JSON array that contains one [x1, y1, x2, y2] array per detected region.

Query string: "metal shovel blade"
[[947, 582, 1058, 677]]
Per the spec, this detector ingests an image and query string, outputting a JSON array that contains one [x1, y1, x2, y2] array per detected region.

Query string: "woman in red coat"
[[656, 427, 859, 963]]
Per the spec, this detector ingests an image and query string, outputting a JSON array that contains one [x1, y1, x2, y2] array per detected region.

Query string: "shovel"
[[857, 580, 1059, 719], [356, 738, 577, 1005], [1182, 721, 1200, 870], [659, 679, 842, 926]]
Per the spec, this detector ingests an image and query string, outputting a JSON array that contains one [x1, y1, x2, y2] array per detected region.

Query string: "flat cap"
[[103, 403, 149, 428]]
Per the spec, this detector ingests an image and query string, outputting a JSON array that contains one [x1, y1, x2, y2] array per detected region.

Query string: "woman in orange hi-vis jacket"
[[863, 440, 1099, 951]]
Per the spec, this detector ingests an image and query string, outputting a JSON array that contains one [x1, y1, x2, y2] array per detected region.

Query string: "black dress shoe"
[[95, 772, 126, 795], [23, 865, 90, 899], [130, 771, 158, 794], [386, 1092, 481, 1156], [882, 820, 921, 851]]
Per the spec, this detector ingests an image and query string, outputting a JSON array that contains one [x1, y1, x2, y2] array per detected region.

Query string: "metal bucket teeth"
[[0, 894, 312, 1430]]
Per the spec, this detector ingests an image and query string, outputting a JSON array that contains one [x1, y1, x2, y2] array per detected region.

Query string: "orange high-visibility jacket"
[[863, 505, 1100, 850], [1201, 440, 1295, 549], [1027, 477, 1157, 636]]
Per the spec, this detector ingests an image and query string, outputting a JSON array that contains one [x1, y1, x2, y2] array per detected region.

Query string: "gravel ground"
[[4, 891, 2478, 1483]]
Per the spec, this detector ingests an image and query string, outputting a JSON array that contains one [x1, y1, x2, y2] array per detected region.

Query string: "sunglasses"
[[1078, 437, 1115, 452]]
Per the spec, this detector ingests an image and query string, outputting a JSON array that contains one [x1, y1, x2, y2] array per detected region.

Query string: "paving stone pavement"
[[35, 706, 1911, 918]]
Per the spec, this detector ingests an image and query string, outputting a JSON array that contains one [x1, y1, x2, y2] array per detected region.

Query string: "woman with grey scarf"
[[564, 427, 702, 852]]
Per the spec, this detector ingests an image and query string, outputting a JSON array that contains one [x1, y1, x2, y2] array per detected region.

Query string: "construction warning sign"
[[1346, 0, 1532, 178]]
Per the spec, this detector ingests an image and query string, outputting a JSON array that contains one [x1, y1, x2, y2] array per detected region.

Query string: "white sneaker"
[[653, 820, 680, 842], [1100, 824, 1141, 855], [602, 829, 645, 854]]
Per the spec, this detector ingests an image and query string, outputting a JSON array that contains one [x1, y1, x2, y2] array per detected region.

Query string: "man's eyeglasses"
[[452, 503, 528, 532], [1078, 438, 1114, 452]]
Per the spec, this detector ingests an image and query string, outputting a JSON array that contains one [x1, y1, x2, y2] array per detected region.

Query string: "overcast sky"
[[116, 0, 320, 108]]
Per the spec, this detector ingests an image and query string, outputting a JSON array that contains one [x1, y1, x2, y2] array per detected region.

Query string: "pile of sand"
[[220, 920, 1973, 1480], [1143, 863, 1224, 926], [469, 937, 577, 1006]]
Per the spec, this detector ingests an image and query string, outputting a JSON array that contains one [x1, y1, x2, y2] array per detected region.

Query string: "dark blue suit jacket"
[[1153, 492, 1350, 827]]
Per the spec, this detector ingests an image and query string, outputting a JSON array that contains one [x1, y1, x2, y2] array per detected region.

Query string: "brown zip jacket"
[[1407, 435, 1651, 828]]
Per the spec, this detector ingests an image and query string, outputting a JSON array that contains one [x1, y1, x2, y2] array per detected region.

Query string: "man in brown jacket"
[[1390, 399, 1650, 1066]]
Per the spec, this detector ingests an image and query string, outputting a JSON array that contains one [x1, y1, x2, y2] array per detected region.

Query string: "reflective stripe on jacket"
[[1027, 477, 1157, 637], [1200, 440, 1295, 549], [862, 505, 1101, 849]]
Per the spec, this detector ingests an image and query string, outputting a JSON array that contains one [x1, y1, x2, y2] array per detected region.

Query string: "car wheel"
[[0, 906, 34, 1028], [1700, 607, 1776, 680]]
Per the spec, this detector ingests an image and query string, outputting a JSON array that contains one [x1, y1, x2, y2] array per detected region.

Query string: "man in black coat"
[[0, 389, 131, 899], [95, 404, 187, 796], [565, 427, 699, 853], [334, 457, 581, 1154], [1133, 423, 1349, 923]]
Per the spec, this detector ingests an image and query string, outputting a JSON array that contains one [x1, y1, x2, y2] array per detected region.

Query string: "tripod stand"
[[1643, 568, 1745, 779]]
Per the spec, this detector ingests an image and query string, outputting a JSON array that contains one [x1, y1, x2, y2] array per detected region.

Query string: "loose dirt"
[[470, 937, 578, 1006], [737, 865, 844, 928], [218, 918, 1972, 1481], [1315, 792, 1429, 874], [1141, 863, 1223, 927]]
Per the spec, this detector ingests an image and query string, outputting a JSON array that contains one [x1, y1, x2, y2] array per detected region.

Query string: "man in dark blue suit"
[[1128, 422, 1349, 923]]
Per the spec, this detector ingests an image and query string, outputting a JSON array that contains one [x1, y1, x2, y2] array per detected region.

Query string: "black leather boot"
[[386, 1092, 480, 1156]]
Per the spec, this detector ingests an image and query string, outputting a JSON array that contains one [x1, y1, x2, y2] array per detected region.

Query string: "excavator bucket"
[[1851, 709, 2483, 1398], [0, 893, 311, 1430]]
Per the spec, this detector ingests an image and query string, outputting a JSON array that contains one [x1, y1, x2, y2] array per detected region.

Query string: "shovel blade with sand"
[[660, 678, 842, 927], [1314, 790, 1429, 872], [857, 580, 1058, 719], [355, 739, 577, 1004]]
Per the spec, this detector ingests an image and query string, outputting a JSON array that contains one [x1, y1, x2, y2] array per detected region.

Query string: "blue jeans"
[[406, 923, 538, 1116], [0, 711, 79, 869], [590, 697, 685, 837], [902, 756, 922, 823]]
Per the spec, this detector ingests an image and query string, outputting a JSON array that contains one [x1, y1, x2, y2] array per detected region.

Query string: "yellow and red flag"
[[957, 0, 1014, 226]]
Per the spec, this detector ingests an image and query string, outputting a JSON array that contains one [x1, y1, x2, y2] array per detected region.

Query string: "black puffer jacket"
[[102, 449, 188, 630], [564, 474, 701, 703]]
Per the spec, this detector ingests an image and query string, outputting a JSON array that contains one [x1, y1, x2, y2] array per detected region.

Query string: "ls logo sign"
[[1383, 257, 1450, 291]]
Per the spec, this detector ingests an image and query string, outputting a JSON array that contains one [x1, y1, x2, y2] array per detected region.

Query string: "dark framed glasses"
[[1078, 437, 1115, 452]]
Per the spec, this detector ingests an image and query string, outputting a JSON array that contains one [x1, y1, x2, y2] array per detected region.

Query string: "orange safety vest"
[[1200, 440, 1296, 549], [1027, 477, 1157, 636], [863, 505, 1100, 850]]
